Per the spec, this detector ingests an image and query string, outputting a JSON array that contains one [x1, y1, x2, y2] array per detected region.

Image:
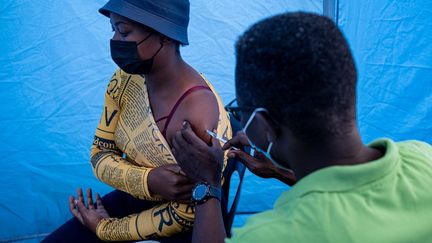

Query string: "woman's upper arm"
[[90, 70, 123, 160], [166, 89, 219, 145]]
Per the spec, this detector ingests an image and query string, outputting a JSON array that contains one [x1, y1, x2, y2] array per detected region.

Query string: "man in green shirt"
[[171, 12, 432, 242]]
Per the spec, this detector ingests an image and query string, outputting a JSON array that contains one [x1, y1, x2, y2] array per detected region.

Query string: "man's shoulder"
[[397, 140, 432, 156], [227, 211, 294, 242], [396, 139, 432, 172], [395, 140, 432, 193], [227, 196, 322, 242]]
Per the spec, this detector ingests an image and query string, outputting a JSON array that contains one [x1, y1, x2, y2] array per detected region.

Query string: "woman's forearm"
[[97, 201, 194, 241], [91, 150, 162, 201]]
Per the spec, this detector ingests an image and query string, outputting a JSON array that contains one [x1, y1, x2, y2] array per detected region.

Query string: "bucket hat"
[[99, 0, 190, 45]]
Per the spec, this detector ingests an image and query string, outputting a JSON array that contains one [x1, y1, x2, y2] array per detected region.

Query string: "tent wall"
[[338, 0, 432, 144]]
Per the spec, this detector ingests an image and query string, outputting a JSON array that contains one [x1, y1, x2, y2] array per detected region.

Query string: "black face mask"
[[110, 33, 163, 74]]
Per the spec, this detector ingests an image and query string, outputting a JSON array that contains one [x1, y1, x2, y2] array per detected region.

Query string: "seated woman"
[[43, 0, 232, 242]]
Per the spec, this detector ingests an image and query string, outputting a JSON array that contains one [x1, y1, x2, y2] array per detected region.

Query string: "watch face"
[[193, 184, 208, 201]]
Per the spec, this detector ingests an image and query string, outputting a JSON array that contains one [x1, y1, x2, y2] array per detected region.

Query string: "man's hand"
[[69, 188, 109, 234], [171, 121, 224, 187], [148, 164, 195, 202], [223, 131, 296, 186]]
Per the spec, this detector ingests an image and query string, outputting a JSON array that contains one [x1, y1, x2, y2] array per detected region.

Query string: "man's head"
[[235, 12, 358, 169]]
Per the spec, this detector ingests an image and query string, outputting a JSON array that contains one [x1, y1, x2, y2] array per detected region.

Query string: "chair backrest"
[[222, 111, 246, 237]]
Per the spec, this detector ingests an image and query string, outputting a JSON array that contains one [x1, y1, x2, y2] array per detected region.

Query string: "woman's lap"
[[42, 190, 191, 243]]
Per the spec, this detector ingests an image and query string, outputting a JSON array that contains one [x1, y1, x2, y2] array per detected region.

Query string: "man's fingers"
[[221, 140, 232, 150], [222, 131, 250, 150], [236, 131, 251, 145], [222, 135, 240, 150], [171, 132, 182, 150], [171, 146, 177, 157], [211, 136, 222, 150], [181, 121, 205, 147], [87, 188, 94, 209], [177, 185, 195, 201], [164, 163, 181, 173], [173, 130, 190, 150], [178, 168, 187, 176], [176, 174, 194, 185], [228, 150, 255, 168], [164, 165, 193, 184], [180, 183, 195, 193]]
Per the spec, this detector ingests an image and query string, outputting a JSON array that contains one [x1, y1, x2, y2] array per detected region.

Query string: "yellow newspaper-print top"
[[91, 69, 232, 241]]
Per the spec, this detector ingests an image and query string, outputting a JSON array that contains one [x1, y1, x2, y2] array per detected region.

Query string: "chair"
[[221, 108, 246, 237]]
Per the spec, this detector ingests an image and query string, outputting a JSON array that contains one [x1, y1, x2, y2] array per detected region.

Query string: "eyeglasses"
[[225, 99, 255, 122]]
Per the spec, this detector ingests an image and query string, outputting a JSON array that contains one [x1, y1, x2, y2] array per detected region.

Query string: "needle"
[[206, 130, 240, 150]]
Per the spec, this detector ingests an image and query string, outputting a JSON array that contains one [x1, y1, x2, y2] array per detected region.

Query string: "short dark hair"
[[235, 12, 357, 138]]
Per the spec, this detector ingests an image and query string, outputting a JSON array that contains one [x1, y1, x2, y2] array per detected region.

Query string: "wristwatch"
[[192, 182, 221, 204]]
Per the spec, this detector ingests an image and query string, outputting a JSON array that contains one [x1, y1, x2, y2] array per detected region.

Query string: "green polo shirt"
[[227, 139, 432, 243]]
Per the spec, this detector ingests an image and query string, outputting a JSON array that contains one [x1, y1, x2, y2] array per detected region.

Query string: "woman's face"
[[109, 13, 161, 61]]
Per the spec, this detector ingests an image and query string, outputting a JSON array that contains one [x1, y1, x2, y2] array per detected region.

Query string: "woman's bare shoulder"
[[166, 82, 220, 145]]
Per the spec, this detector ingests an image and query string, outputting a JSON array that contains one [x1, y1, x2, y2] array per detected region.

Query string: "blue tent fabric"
[[1, 0, 431, 242], [338, 0, 432, 144]]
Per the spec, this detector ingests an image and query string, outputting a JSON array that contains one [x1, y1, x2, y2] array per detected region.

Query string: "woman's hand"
[[147, 164, 195, 202], [223, 131, 296, 186], [171, 121, 224, 187], [69, 188, 109, 233]]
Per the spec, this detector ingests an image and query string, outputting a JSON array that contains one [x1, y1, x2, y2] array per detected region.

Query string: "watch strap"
[[208, 185, 221, 202]]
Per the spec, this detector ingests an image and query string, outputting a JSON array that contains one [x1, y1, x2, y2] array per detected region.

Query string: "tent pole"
[[323, 0, 339, 24]]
